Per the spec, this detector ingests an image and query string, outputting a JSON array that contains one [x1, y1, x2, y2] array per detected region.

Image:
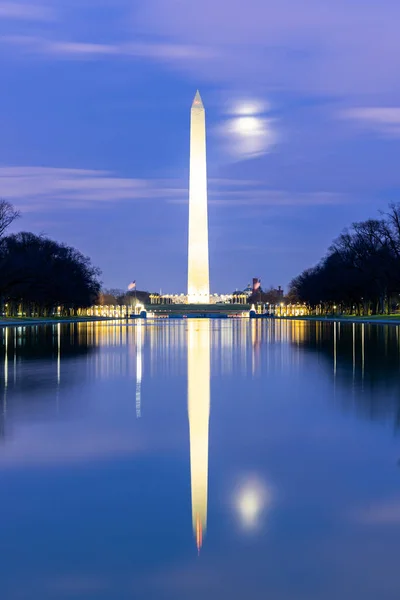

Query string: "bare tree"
[[381, 203, 400, 259], [0, 200, 20, 239]]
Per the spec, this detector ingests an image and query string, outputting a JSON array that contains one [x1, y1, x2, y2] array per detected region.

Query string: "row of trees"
[[289, 203, 400, 315], [0, 200, 101, 317]]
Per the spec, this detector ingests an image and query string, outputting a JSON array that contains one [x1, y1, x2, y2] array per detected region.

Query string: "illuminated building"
[[187, 91, 210, 304], [150, 293, 235, 305], [188, 319, 210, 551]]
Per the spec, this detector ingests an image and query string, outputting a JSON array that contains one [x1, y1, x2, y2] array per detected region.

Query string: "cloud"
[[2, 0, 399, 103], [340, 107, 400, 137], [209, 178, 262, 187], [1, 1, 399, 100], [0, 35, 214, 62], [133, 0, 400, 95], [354, 499, 400, 525], [0, 167, 348, 215], [0, 424, 146, 468], [211, 190, 346, 207], [170, 177, 347, 208], [214, 99, 278, 160], [0, 166, 186, 211], [0, 2, 54, 20], [216, 117, 277, 160]]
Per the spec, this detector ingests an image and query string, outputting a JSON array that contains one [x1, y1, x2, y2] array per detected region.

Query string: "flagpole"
[[128, 281, 137, 314]]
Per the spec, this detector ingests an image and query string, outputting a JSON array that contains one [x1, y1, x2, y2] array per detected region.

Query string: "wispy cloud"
[[210, 190, 346, 207], [0, 35, 214, 61], [0, 427, 143, 468], [175, 177, 347, 207], [214, 99, 278, 161], [134, 0, 400, 96], [0, 167, 348, 215], [0, 166, 186, 211], [340, 107, 400, 138], [209, 178, 262, 187], [353, 498, 400, 525], [0, 2, 54, 21], [1, 1, 399, 100]]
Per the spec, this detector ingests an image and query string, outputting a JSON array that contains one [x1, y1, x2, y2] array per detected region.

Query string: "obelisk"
[[187, 90, 210, 304], [188, 319, 210, 551]]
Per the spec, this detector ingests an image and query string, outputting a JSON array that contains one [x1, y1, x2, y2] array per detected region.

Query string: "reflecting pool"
[[1, 319, 400, 599]]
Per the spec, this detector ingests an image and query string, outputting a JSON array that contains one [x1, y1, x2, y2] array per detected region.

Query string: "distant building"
[[151, 293, 235, 305]]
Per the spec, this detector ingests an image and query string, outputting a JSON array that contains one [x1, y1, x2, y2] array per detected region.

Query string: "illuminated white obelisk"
[[188, 319, 210, 552], [187, 90, 210, 304]]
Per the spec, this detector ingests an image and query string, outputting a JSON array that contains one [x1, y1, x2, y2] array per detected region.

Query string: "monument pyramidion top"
[[192, 90, 204, 109]]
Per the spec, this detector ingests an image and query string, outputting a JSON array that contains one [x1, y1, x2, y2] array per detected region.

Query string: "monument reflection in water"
[[187, 319, 210, 552]]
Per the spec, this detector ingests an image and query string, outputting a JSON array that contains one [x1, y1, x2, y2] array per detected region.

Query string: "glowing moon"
[[235, 116, 262, 135], [237, 487, 264, 528], [218, 96, 276, 159], [235, 477, 273, 531]]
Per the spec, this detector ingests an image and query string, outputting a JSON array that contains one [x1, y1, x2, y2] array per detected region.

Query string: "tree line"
[[0, 200, 101, 317], [289, 203, 400, 315]]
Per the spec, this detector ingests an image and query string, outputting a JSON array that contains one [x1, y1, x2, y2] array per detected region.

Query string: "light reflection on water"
[[1, 319, 400, 599]]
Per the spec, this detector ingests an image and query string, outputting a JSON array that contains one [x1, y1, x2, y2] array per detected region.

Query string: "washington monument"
[[187, 91, 210, 304], [188, 319, 210, 551]]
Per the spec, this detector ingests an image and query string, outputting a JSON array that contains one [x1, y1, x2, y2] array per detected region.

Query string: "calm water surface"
[[1, 319, 400, 599]]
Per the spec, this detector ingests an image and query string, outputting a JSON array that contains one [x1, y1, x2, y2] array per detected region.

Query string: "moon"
[[235, 116, 263, 135], [235, 477, 273, 531]]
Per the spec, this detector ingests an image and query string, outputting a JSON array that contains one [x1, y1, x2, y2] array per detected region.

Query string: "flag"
[[128, 281, 136, 291]]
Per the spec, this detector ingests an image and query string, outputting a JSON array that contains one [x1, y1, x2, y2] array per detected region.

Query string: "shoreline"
[[1, 314, 400, 328], [0, 316, 118, 328], [280, 315, 400, 326]]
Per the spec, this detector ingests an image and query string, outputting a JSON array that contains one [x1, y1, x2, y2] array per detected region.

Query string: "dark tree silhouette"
[[288, 203, 400, 315], [0, 199, 20, 239], [0, 232, 101, 316]]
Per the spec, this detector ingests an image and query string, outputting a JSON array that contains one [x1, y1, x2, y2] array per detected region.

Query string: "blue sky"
[[0, 0, 400, 293]]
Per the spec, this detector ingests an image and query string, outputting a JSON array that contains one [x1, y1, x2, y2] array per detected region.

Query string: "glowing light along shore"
[[188, 320, 210, 551], [187, 91, 210, 304]]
